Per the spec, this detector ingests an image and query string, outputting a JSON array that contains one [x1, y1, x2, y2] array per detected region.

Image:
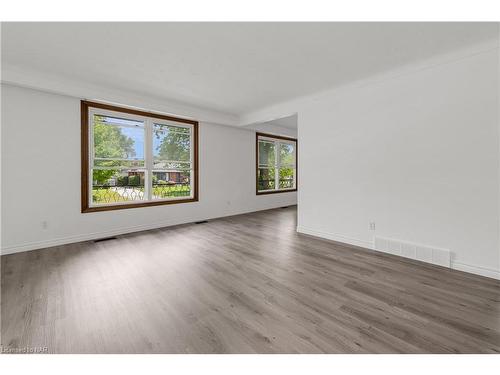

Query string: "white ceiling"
[[263, 114, 298, 130], [2, 22, 498, 116], [243, 114, 298, 137]]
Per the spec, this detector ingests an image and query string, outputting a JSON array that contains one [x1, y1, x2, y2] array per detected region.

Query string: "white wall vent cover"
[[374, 236, 451, 268]]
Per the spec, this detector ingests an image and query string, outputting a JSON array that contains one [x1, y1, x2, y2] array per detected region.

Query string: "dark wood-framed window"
[[81, 100, 198, 213], [256, 132, 297, 195]]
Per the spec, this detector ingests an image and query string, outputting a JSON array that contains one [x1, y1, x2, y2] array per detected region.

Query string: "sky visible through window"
[[100, 115, 145, 159], [120, 126, 144, 159]]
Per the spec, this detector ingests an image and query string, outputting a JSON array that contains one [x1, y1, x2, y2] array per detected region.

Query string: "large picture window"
[[81, 101, 198, 212], [256, 132, 297, 194]]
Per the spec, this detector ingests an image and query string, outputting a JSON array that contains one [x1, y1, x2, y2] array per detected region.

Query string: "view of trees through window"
[[257, 134, 297, 193], [91, 114, 193, 205], [85, 105, 293, 209]]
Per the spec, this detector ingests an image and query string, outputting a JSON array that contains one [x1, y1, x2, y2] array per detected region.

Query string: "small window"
[[82, 101, 198, 212], [256, 133, 297, 194]]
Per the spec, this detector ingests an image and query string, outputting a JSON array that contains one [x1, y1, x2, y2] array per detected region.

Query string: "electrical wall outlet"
[[369, 222, 376, 230]]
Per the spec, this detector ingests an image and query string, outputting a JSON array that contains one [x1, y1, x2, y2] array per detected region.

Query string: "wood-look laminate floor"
[[2, 206, 500, 353]]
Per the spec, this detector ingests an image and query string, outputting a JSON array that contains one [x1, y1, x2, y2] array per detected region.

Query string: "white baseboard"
[[296, 226, 500, 281], [5, 219, 499, 281], [296, 226, 374, 249], [1, 205, 297, 256], [1, 219, 181, 255], [451, 262, 500, 280]]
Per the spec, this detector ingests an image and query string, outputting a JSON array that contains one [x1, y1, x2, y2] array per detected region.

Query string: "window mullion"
[[294, 142, 297, 189], [145, 119, 153, 201], [190, 126, 195, 199], [275, 141, 280, 190], [88, 111, 94, 207]]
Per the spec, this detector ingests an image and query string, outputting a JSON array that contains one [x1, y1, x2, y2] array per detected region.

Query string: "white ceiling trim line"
[[1, 63, 239, 126], [238, 37, 499, 127], [2, 36, 497, 128]]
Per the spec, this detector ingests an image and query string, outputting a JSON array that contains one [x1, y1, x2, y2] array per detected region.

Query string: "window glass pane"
[[86, 106, 197, 209], [258, 140, 275, 166], [258, 168, 276, 191], [152, 171, 191, 199], [92, 169, 145, 204], [280, 143, 295, 166], [279, 168, 295, 189], [100, 115, 145, 127], [154, 123, 190, 134], [94, 159, 145, 168], [153, 123, 191, 161], [93, 115, 144, 160], [153, 161, 191, 170]]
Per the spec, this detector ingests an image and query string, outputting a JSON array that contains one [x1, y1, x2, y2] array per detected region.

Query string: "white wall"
[[241, 43, 500, 280], [298, 48, 500, 279], [1, 84, 297, 254], [3, 44, 499, 280]]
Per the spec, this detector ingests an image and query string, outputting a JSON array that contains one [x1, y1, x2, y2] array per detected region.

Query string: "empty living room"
[[1, 1, 500, 373]]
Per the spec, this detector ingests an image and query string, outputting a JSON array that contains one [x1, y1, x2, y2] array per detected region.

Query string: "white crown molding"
[[239, 38, 500, 126], [1, 63, 239, 126], [3, 38, 497, 129]]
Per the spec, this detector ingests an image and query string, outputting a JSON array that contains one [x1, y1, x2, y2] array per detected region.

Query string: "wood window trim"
[[256, 132, 298, 195], [81, 100, 199, 213]]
